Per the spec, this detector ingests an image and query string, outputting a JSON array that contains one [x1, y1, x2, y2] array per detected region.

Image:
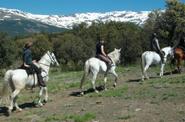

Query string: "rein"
[[39, 62, 50, 67], [38, 52, 55, 67]]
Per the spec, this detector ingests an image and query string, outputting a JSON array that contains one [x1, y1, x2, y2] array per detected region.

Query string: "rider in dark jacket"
[[151, 33, 164, 63], [23, 41, 46, 87], [96, 39, 112, 66]]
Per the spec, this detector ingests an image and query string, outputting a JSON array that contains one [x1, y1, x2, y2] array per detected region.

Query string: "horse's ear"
[[119, 48, 121, 52], [114, 48, 116, 51], [47, 51, 51, 55]]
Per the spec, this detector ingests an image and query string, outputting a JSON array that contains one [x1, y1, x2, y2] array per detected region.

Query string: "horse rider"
[[23, 41, 46, 87], [151, 33, 164, 63], [96, 39, 113, 67]]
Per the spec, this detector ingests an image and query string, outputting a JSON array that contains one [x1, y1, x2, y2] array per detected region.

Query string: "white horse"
[[80, 48, 121, 94], [0, 51, 59, 114], [141, 46, 174, 81]]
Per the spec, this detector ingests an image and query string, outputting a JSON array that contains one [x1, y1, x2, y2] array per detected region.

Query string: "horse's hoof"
[[104, 88, 108, 91], [17, 108, 22, 112], [7, 109, 12, 115], [43, 100, 47, 104], [113, 83, 117, 88], [95, 90, 99, 93], [80, 92, 84, 96], [38, 102, 43, 107]]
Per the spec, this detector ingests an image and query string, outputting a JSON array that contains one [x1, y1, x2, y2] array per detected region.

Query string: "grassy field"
[[0, 64, 185, 122]]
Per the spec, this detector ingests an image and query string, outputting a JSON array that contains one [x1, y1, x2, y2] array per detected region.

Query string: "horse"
[[141, 46, 174, 81], [0, 51, 59, 114], [80, 48, 121, 94], [173, 48, 185, 73]]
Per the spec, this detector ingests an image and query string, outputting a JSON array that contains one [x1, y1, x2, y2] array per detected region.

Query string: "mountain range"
[[0, 8, 150, 36]]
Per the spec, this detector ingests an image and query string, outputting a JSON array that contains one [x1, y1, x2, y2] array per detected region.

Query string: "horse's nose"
[[56, 61, 60, 66]]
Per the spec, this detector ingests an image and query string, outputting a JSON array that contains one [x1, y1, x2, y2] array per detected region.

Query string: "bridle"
[[39, 52, 56, 67]]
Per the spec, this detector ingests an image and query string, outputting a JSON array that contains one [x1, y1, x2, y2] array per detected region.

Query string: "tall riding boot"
[[106, 62, 112, 71], [160, 51, 165, 64], [38, 74, 46, 87]]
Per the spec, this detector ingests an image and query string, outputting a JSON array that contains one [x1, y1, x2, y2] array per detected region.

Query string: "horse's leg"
[[43, 87, 48, 103], [177, 59, 181, 73], [170, 59, 175, 74], [91, 72, 98, 93], [141, 56, 145, 81], [160, 63, 165, 77], [141, 66, 145, 81], [8, 89, 21, 114], [14, 96, 22, 112], [144, 64, 150, 80], [38, 87, 44, 106], [103, 72, 108, 90], [111, 70, 118, 87], [80, 73, 87, 95]]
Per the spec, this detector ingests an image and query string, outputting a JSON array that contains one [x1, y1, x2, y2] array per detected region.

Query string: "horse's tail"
[[0, 70, 13, 97], [141, 53, 145, 75], [80, 60, 90, 89]]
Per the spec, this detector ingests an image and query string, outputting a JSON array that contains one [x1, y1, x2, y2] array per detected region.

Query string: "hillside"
[[0, 19, 66, 36]]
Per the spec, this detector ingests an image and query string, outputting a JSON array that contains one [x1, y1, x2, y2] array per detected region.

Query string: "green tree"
[[31, 34, 52, 60], [155, 0, 185, 45], [0, 32, 18, 68]]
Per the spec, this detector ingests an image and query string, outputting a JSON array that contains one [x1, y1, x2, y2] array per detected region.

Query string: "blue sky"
[[0, 0, 182, 15]]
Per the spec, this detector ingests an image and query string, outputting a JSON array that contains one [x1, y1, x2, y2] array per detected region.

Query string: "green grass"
[[19, 65, 185, 103], [47, 70, 83, 93], [1, 65, 185, 99], [84, 71, 185, 102]]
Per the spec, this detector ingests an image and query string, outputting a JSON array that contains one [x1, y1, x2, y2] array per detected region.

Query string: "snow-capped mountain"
[[0, 8, 150, 29]]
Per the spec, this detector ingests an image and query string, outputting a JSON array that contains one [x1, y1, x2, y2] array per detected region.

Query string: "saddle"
[[19, 64, 36, 75], [95, 55, 114, 68]]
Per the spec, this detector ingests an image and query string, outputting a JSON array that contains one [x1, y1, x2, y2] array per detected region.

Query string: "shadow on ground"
[[0, 102, 37, 117], [0, 107, 9, 116], [70, 85, 105, 97]]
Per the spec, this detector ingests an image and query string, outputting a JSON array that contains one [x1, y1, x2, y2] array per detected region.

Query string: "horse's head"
[[108, 48, 121, 64], [169, 47, 174, 59], [47, 51, 59, 66], [162, 46, 174, 63]]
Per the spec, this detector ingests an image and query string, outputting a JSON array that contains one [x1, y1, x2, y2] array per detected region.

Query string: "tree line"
[[0, 0, 184, 71]]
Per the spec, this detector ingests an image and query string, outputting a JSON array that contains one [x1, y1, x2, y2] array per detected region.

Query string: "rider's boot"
[[38, 74, 46, 87], [160, 51, 165, 64]]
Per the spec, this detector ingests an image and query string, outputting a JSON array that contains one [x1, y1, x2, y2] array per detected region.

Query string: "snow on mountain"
[[0, 7, 150, 29]]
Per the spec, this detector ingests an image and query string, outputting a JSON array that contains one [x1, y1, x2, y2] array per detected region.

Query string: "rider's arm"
[[155, 38, 161, 50], [101, 45, 107, 56], [23, 62, 30, 67]]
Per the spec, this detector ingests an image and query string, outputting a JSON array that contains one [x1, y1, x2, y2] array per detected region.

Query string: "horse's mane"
[[108, 49, 120, 62], [39, 51, 50, 62], [108, 50, 117, 57]]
